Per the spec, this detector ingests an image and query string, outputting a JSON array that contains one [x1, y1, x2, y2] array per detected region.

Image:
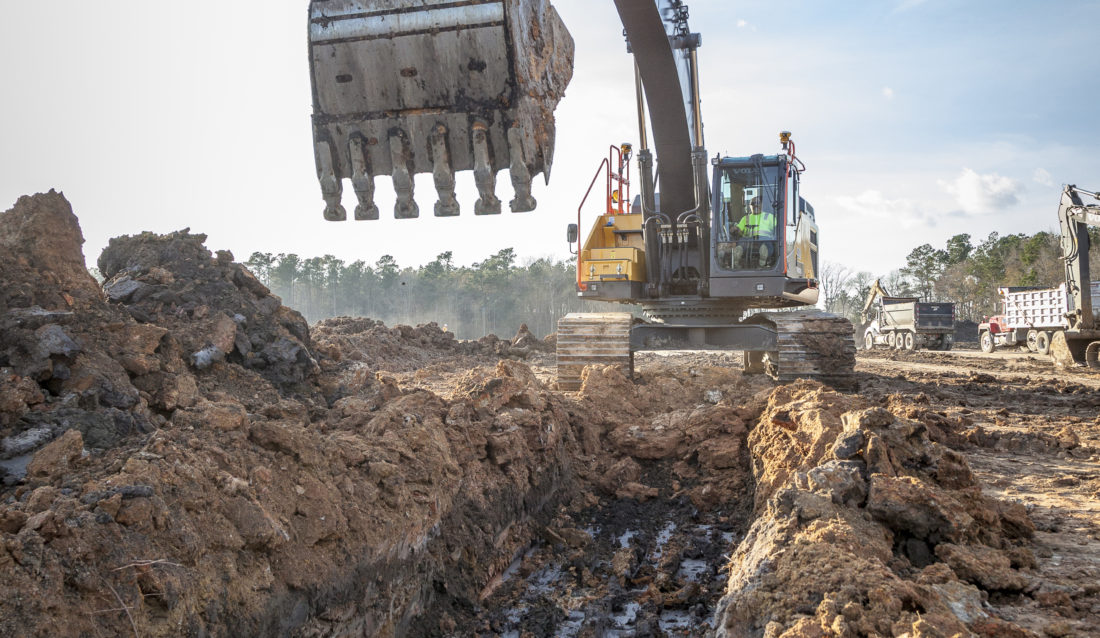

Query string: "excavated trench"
[[284, 351, 761, 638], [293, 454, 755, 637]]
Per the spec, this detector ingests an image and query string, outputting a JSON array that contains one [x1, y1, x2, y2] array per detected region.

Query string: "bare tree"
[[818, 261, 853, 314]]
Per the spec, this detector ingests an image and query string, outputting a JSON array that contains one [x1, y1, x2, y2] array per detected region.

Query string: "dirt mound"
[[0, 190, 102, 309], [1, 193, 167, 480], [312, 316, 546, 377], [715, 381, 1036, 637], [98, 228, 319, 394]]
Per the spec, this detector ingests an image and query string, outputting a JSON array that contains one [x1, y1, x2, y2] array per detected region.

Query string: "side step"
[[556, 313, 634, 391]]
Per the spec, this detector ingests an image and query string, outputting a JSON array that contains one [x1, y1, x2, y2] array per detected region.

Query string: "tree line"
[[244, 249, 603, 340], [244, 227, 1099, 338], [821, 228, 1100, 324]]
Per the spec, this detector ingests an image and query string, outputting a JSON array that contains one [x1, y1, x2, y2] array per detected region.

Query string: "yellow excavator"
[[307, 0, 856, 388]]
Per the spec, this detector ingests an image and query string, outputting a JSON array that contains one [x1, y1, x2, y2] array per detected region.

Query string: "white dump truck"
[[979, 281, 1100, 354]]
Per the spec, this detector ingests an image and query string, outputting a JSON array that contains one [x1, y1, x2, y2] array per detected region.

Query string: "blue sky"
[[1, 0, 1097, 277]]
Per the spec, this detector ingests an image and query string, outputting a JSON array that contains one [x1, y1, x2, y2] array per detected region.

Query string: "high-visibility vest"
[[736, 211, 776, 238]]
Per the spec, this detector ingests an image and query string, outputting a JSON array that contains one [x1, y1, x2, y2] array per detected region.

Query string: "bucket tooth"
[[508, 126, 536, 213], [389, 130, 419, 219], [349, 136, 379, 221], [430, 124, 460, 217], [316, 141, 346, 221], [472, 122, 501, 215]]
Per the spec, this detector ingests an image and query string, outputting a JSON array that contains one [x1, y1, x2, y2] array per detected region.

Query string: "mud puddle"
[[477, 484, 748, 637]]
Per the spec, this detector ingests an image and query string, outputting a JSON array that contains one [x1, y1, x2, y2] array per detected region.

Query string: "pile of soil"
[[98, 228, 320, 396], [715, 382, 1035, 637], [312, 317, 547, 375]]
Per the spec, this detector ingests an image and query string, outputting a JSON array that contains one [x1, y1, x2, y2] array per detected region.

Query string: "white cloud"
[[737, 19, 747, 28], [938, 168, 1023, 214], [833, 190, 934, 228], [882, 87, 895, 100], [1033, 168, 1054, 187]]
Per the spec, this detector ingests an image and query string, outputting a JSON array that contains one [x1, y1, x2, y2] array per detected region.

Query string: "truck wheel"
[[980, 331, 995, 353], [1087, 341, 1100, 369], [904, 332, 916, 351], [1036, 331, 1052, 355], [887, 333, 895, 348], [864, 332, 874, 350], [1026, 329, 1039, 353], [896, 332, 907, 350]]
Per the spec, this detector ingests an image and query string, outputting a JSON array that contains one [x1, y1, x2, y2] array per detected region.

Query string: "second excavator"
[[307, 0, 856, 388]]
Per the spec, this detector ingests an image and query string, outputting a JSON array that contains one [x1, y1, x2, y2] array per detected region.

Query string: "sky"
[[1, 0, 1098, 277]]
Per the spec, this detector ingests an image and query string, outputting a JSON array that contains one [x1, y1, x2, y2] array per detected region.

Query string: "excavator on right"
[[1051, 184, 1100, 368], [306, 0, 856, 388]]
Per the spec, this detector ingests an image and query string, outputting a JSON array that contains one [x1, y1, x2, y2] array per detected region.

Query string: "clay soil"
[[2, 192, 1099, 638]]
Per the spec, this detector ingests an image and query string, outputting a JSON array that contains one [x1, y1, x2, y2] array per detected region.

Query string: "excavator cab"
[[707, 151, 820, 307]]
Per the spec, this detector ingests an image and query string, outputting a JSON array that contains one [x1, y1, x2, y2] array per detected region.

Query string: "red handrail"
[[575, 158, 609, 291], [575, 145, 633, 292]]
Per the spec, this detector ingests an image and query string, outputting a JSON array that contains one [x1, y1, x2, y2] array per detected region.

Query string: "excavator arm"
[[307, 0, 702, 221], [1058, 184, 1100, 331], [860, 278, 890, 324]]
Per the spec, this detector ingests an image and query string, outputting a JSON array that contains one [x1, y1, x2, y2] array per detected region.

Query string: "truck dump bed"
[[880, 297, 955, 333], [1000, 282, 1100, 330]]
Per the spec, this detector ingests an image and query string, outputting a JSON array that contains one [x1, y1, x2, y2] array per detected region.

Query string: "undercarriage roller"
[[308, 0, 574, 220]]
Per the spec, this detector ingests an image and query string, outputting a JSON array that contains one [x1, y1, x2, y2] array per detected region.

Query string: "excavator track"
[[556, 313, 634, 391], [751, 311, 857, 389]]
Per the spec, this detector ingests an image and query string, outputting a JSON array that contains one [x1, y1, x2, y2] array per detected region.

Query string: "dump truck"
[[979, 281, 1100, 354], [860, 279, 955, 351], [307, 0, 856, 388]]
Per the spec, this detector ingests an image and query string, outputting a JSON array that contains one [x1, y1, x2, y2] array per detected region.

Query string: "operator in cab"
[[731, 195, 777, 269]]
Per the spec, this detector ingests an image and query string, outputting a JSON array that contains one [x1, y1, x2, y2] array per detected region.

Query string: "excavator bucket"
[[308, 0, 575, 220]]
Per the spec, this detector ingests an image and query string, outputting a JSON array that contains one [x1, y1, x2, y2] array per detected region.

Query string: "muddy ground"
[[1, 192, 1099, 637]]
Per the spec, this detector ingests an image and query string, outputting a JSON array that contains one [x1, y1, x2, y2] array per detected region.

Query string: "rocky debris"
[[715, 381, 1036, 637], [98, 229, 319, 393], [1, 193, 158, 478]]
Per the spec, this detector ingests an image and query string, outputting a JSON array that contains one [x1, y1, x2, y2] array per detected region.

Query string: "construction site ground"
[[2, 192, 1099, 637]]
